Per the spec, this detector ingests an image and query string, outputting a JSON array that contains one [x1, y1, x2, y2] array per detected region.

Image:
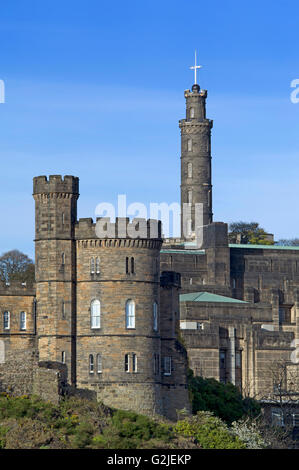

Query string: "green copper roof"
[[161, 249, 205, 255], [180, 291, 248, 303], [229, 244, 299, 250]]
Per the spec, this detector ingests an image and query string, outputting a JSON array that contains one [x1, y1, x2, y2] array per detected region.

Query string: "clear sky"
[[1, 0, 299, 259]]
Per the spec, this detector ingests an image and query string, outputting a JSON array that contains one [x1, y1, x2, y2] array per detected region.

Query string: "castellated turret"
[[180, 84, 213, 239], [33, 175, 79, 385], [75, 216, 165, 416]]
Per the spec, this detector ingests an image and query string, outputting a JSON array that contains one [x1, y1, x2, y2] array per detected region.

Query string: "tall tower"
[[180, 55, 213, 239], [33, 175, 79, 385]]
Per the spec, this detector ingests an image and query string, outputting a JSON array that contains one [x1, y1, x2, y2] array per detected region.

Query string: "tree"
[[276, 238, 299, 246], [228, 221, 274, 245], [0, 250, 35, 283], [187, 370, 261, 424]]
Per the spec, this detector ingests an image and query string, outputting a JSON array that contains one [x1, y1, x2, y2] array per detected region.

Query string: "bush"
[[188, 371, 261, 424], [231, 418, 266, 449], [174, 411, 246, 449]]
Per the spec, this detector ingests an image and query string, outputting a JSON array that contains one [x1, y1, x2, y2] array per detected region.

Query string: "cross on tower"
[[190, 50, 202, 85]]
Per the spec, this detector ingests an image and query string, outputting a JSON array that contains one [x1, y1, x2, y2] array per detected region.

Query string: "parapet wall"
[[75, 217, 162, 241], [33, 175, 79, 195], [0, 281, 35, 296]]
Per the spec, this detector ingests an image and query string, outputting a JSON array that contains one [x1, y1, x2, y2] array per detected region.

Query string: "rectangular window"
[[96, 257, 100, 274], [3, 312, 10, 330], [90, 258, 95, 274], [97, 354, 102, 373], [89, 354, 94, 374], [132, 353, 137, 373], [125, 354, 130, 372], [61, 351, 66, 364], [271, 410, 284, 427], [163, 356, 172, 376], [20, 311, 26, 330]]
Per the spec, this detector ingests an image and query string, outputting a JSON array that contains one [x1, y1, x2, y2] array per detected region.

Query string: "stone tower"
[[33, 175, 79, 385], [179, 83, 213, 239], [74, 217, 165, 416]]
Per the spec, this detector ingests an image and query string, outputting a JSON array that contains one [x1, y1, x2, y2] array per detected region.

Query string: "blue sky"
[[0, 0, 299, 259]]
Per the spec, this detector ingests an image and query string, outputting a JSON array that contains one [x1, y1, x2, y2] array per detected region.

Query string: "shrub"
[[231, 418, 266, 449], [188, 371, 261, 424], [174, 411, 246, 449]]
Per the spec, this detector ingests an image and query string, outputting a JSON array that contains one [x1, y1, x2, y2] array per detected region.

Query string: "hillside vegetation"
[[0, 393, 262, 449]]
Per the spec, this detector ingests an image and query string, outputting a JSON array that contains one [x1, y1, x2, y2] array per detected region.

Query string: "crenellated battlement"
[[33, 175, 79, 196], [0, 280, 36, 296], [75, 217, 162, 241]]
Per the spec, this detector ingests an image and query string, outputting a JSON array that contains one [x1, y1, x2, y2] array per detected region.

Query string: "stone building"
[[0, 76, 298, 424]]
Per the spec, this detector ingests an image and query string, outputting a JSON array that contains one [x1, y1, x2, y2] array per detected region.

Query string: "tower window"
[[95, 257, 100, 274], [91, 299, 101, 329], [90, 258, 95, 274], [163, 356, 172, 376], [188, 190, 192, 204], [187, 162, 192, 178], [187, 139, 192, 152], [132, 353, 137, 373], [61, 351, 66, 364], [89, 354, 94, 374], [3, 311, 10, 330], [62, 253, 65, 265], [62, 213, 65, 225], [153, 302, 158, 331], [125, 354, 130, 372], [126, 257, 129, 274], [126, 300, 135, 329], [131, 257, 135, 274], [20, 311, 26, 330], [190, 107, 195, 119], [97, 353, 102, 373], [62, 301, 65, 319]]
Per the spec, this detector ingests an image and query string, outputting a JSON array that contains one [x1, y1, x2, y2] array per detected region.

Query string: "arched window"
[[3, 311, 10, 330], [190, 107, 195, 118], [187, 162, 192, 178], [91, 300, 101, 329], [20, 311, 26, 330], [126, 300, 135, 329], [132, 353, 137, 373], [187, 139, 192, 152], [90, 258, 95, 274], [89, 354, 94, 374], [97, 354, 102, 373], [95, 257, 100, 274], [153, 302, 158, 331]]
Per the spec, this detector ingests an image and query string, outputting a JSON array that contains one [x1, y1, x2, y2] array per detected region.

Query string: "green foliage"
[[228, 221, 274, 245], [0, 425, 8, 449], [187, 371, 261, 424], [175, 411, 246, 449]]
